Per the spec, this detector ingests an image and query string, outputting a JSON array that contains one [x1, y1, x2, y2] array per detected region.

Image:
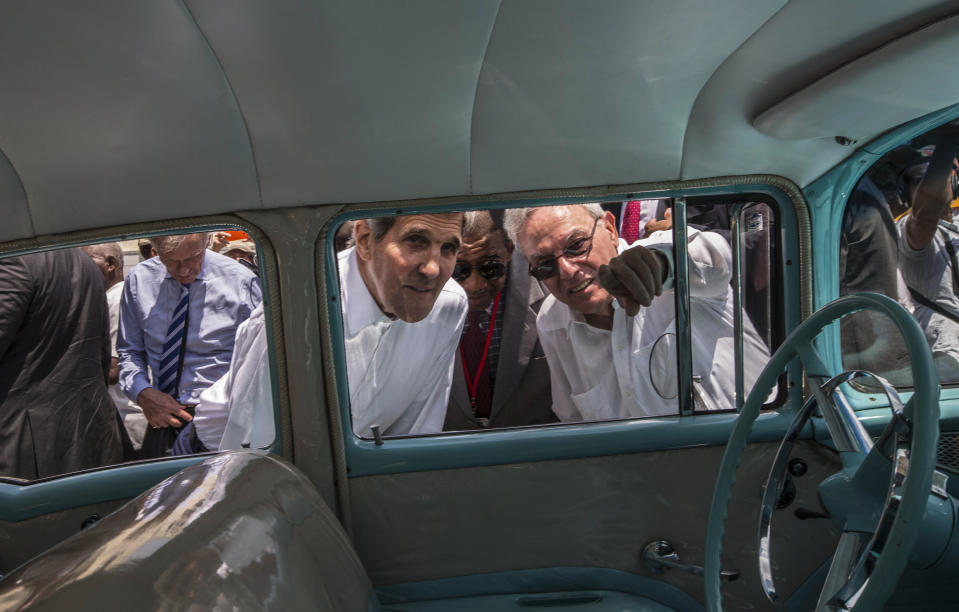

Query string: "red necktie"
[[620, 200, 642, 244], [461, 311, 492, 418]]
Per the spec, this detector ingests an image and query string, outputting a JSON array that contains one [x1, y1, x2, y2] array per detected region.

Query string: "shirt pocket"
[[570, 368, 624, 422]]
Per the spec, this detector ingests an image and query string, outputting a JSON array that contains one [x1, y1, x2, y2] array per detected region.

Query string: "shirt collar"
[[339, 247, 391, 336]]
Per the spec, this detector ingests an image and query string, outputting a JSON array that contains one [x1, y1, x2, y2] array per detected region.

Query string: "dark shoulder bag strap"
[[907, 285, 959, 326]]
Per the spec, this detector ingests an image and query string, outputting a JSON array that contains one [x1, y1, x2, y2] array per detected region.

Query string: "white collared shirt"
[[339, 248, 468, 437], [537, 229, 770, 421], [106, 281, 130, 411], [897, 216, 959, 365], [192, 303, 274, 450]]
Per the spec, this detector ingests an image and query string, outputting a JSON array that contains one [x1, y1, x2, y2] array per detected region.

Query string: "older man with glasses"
[[444, 210, 557, 430], [118, 232, 262, 457], [504, 203, 769, 422]]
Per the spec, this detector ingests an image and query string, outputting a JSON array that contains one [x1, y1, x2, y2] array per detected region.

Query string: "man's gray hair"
[[503, 203, 605, 251], [364, 217, 395, 242], [360, 213, 468, 243], [463, 209, 506, 241], [150, 232, 210, 256]]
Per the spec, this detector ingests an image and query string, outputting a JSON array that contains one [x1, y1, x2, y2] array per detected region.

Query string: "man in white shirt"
[[81, 242, 147, 450], [504, 203, 769, 421], [342, 213, 468, 437], [897, 125, 959, 376], [173, 212, 468, 453], [173, 302, 273, 453]]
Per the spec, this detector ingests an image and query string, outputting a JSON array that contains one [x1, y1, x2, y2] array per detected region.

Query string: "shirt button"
[[617, 344, 625, 351]]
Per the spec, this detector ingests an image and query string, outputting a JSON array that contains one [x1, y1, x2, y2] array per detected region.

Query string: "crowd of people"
[[0, 197, 774, 480], [0, 232, 263, 479], [337, 202, 770, 436]]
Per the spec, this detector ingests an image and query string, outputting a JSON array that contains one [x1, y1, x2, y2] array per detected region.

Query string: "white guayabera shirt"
[[537, 230, 770, 422], [339, 247, 467, 437]]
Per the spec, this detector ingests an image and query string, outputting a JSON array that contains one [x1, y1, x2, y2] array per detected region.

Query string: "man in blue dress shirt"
[[117, 232, 261, 457]]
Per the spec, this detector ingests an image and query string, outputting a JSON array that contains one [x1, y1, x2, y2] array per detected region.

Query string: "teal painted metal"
[[0, 456, 205, 522], [344, 410, 805, 477], [817, 454, 957, 570], [909, 489, 957, 570], [815, 398, 959, 443], [802, 102, 959, 388], [326, 184, 806, 478], [383, 590, 674, 611], [375, 566, 703, 612], [260, 294, 284, 457], [704, 293, 940, 612]]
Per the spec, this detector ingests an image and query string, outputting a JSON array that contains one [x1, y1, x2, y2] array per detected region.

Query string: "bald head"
[[81, 242, 124, 289]]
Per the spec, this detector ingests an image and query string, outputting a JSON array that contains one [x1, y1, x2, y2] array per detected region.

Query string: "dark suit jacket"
[[444, 251, 556, 430], [0, 249, 124, 479]]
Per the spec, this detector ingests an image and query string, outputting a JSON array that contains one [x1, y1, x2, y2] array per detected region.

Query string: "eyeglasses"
[[452, 260, 507, 282], [528, 218, 601, 281]]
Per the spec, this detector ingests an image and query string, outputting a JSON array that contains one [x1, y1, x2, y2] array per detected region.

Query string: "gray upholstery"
[[1, 0, 958, 242]]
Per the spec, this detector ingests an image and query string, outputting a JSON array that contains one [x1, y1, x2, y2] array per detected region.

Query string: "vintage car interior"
[[2, 1, 959, 610]]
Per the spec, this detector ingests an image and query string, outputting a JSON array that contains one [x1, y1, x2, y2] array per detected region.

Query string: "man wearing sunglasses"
[[444, 211, 557, 430], [504, 203, 769, 422]]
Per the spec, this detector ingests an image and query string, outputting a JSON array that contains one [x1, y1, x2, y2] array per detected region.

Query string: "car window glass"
[[0, 231, 275, 483], [336, 201, 782, 440], [683, 200, 780, 411], [839, 120, 959, 387]]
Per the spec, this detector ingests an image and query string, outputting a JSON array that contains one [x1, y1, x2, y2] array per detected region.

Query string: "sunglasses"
[[453, 260, 507, 282], [528, 218, 600, 281]]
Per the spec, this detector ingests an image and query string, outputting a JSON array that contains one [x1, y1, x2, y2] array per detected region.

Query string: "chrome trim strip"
[[673, 197, 694, 416], [730, 203, 746, 412]]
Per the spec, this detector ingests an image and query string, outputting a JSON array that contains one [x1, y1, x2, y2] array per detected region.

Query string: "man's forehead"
[[395, 213, 463, 238], [160, 236, 205, 259], [527, 207, 593, 250], [459, 231, 508, 257]]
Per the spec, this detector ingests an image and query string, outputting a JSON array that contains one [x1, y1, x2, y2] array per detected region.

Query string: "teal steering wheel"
[[704, 293, 940, 611]]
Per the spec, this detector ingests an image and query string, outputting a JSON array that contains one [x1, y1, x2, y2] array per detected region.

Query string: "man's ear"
[[602, 210, 619, 243], [353, 220, 373, 262], [504, 238, 515, 258]]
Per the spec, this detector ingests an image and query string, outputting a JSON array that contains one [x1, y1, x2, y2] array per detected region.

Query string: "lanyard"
[[459, 291, 502, 411]]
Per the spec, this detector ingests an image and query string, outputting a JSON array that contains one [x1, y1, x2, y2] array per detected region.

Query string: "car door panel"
[[349, 439, 841, 609]]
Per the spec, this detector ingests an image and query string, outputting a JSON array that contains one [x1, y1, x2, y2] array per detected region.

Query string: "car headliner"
[[0, 0, 957, 243]]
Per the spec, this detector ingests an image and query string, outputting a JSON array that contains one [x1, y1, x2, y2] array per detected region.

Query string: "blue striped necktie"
[[157, 283, 190, 397]]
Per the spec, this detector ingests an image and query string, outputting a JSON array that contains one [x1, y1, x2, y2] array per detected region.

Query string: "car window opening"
[[335, 198, 783, 440], [0, 230, 276, 483]]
